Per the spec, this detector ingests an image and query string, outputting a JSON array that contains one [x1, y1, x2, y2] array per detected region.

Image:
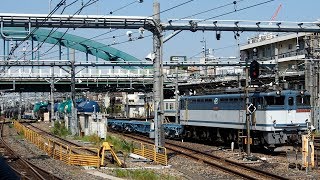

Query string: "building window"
[[288, 44, 292, 50], [169, 103, 174, 110]]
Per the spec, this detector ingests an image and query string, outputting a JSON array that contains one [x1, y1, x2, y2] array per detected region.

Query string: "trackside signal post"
[[245, 49, 260, 156], [245, 57, 251, 156]]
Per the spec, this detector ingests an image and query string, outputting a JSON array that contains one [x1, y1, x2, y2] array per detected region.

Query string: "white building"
[[240, 32, 320, 131]]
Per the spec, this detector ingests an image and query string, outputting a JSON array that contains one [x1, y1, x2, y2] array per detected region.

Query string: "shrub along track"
[[118, 132, 290, 180], [0, 120, 61, 180]]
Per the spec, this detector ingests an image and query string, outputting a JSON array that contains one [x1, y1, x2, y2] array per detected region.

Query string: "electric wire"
[[30, 0, 143, 59], [109, 0, 138, 14], [14, 0, 273, 64], [46, 0, 197, 58], [17, 0, 99, 60], [174, 0, 245, 22], [34, 0, 198, 60], [200, 0, 276, 22], [152, 0, 196, 17], [61, 0, 80, 14], [6, 0, 66, 60]]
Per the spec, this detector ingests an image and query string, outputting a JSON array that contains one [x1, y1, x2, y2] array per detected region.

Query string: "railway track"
[[25, 123, 97, 155], [120, 132, 289, 180], [24, 123, 123, 167], [0, 120, 61, 180]]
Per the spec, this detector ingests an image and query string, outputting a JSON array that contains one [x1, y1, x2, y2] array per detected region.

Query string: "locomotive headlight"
[[276, 91, 281, 96], [300, 90, 305, 95]]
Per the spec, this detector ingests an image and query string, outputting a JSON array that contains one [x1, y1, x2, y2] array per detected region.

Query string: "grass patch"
[[15, 133, 24, 140], [51, 121, 70, 137], [113, 169, 177, 180], [106, 135, 133, 154], [74, 134, 103, 147], [8, 123, 13, 128], [105, 135, 133, 163]]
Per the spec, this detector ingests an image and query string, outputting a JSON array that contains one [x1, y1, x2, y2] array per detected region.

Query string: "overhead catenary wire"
[[17, 0, 100, 60], [33, 0, 198, 60], [201, 0, 276, 22], [14, 0, 274, 63], [152, 0, 196, 17], [27, 1, 145, 59], [61, 0, 80, 14], [174, 0, 246, 22], [109, 0, 138, 14], [59, 0, 197, 52], [6, 0, 66, 60]]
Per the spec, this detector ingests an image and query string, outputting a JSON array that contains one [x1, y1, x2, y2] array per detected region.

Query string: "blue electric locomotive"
[[180, 90, 311, 147]]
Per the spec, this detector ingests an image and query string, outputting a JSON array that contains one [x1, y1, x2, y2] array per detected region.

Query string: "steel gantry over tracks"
[[0, 13, 320, 33]]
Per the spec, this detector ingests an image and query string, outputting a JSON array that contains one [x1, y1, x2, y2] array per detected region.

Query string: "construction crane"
[[248, 4, 283, 43], [270, 4, 282, 22]]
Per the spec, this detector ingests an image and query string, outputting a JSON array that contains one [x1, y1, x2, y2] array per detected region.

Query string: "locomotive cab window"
[[297, 95, 310, 106], [180, 100, 186, 109], [288, 97, 294, 106], [265, 96, 285, 105]]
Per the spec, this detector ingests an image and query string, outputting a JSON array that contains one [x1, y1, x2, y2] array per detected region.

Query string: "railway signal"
[[247, 103, 256, 114], [250, 60, 260, 79]]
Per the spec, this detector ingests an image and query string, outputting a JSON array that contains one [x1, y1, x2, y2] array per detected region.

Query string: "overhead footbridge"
[[0, 27, 154, 92]]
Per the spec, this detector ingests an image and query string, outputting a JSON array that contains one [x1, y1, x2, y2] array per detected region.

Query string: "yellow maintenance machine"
[[100, 142, 124, 167]]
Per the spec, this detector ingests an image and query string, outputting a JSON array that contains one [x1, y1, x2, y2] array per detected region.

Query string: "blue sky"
[[0, 0, 319, 62]]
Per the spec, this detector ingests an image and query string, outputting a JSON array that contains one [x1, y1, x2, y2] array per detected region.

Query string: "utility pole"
[[274, 45, 279, 89], [153, 1, 164, 150], [175, 66, 179, 124], [201, 38, 208, 77], [50, 65, 55, 125], [70, 48, 78, 135], [18, 89, 22, 120]]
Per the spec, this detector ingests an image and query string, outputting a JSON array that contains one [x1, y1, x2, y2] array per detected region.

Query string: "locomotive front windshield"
[[296, 95, 311, 106]]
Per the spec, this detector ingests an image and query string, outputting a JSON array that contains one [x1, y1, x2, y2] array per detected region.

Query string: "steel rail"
[[0, 120, 61, 180], [118, 132, 289, 180]]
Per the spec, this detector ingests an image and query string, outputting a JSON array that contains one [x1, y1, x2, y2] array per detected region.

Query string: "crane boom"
[[270, 4, 282, 21]]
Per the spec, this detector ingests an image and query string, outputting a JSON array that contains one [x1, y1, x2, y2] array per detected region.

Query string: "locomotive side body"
[[179, 90, 311, 147]]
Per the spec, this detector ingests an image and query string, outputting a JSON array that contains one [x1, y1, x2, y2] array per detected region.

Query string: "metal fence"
[[14, 121, 101, 168], [133, 141, 167, 166]]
